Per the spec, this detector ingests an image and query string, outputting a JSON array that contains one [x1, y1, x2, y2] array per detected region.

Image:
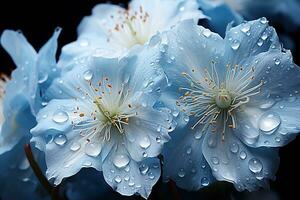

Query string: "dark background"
[[1, 1, 299, 199]]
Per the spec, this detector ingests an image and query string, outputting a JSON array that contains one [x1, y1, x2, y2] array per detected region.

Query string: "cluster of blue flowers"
[[1, 0, 300, 199]]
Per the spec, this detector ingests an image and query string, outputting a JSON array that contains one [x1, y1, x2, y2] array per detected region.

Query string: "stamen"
[[179, 63, 263, 140]]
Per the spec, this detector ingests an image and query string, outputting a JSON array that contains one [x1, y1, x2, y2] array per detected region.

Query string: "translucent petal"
[[202, 128, 279, 191]]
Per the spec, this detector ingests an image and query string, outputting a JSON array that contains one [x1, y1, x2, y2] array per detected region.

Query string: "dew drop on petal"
[[241, 24, 251, 33], [38, 72, 48, 84], [128, 180, 135, 187], [113, 154, 130, 168], [70, 142, 81, 151], [240, 151, 247, 160], [258, 112, 281, 134], [139, 164, 149, 175], [259, 99, 275, 109], [85, 143, 101, 157], [231, 40, 240, 50], [114, 176, 122, 183], [275, 137, 281, 142], [178, 169, 185, 178], [54, 134, 67, 146], [83, 70, 93, 81], [186, 147, 192, 155], [201, 177, 209, 186], [202, 29, 212, 38], [260, 17, 268, 24], [211, 157, 219, 165], [183, 116, 189, 123], [274, 58, 281, 65], [156, 136, 161, 143], [257, 39, 263, 47], [230, 143, 239, 154], [52, 110, 69, 123], [248, 158, 263, 173], [139, 136, 151, 149], [124, 175, 129, 181], [148, 172, 155, 179], [156, 125, 162, 132], [142, 152, 148, 158], [261, 32, 268, 40]]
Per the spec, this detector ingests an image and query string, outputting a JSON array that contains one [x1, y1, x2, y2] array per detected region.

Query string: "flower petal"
[[124, 107, 171, 161], [159, 20, 224, 125], [31, 99, 107, 184], [202, 129, 279, 191], [163, 121, 215, 190], [102, 145, 161, 198], [224, 19, 300, 147]]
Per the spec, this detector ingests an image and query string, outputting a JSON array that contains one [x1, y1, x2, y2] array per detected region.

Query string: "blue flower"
[[31, 41, 173, 198], [0, 29, 61, 199], [161, 19, 300, 191], [59, 0, 205, 69], [197, 0, 243, 37]]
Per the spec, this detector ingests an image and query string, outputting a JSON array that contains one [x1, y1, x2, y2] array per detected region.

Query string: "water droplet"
[[231, 39, 240, 50], [114, 176, 122, 183], [240, 151, 247, 160], [142, 152, 148, 158], [52, 110, 69, 123], [70, 142, 81, 151], [274, 58, 281, 65], [183, 116, 189, 123], [260, 17, 268, 24], [128, 180, 135, 187], [211, 157, 219, 165], [38, 72, 48, 84], [179, 6, 185, 12], [124, 165, 130, 172], [241, 24, 251, 33], [139, 136, 151, 149], [248, 158, 263, 173], [139, 164, 149, 175], [230, 143, 239, 154], [124, 175, 129, 181], [148, 172, 155, 179], [168, 121, 176, 132], [201, 177, 209, 186], [275, 137, 281, 142], [85, 143, 101, 157], [83, 70, 93, 81], [202, 29, 212, 38], [172, 110, 179, 117], [186, 147, 192, 154], [258, 112, 281, 134], [194, 131, 203, 140], [156, 136, 161, 143], [259, 99, 275, 109], [257, 39, 263, 47], [54, 134, 67, 146], [261, 32, 268, 40], [113, 154, 130, 168], [178, 169, 185, 178]]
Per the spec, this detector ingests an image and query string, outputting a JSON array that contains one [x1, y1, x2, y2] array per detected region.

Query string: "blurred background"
[[1, 0, 299, 199]]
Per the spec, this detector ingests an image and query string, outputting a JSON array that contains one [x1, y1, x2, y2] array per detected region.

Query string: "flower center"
[[215, 89, 232, 109], [109, 6, 152, 49], [94, 98, 130, 134], [178, 62, 263, 139]]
